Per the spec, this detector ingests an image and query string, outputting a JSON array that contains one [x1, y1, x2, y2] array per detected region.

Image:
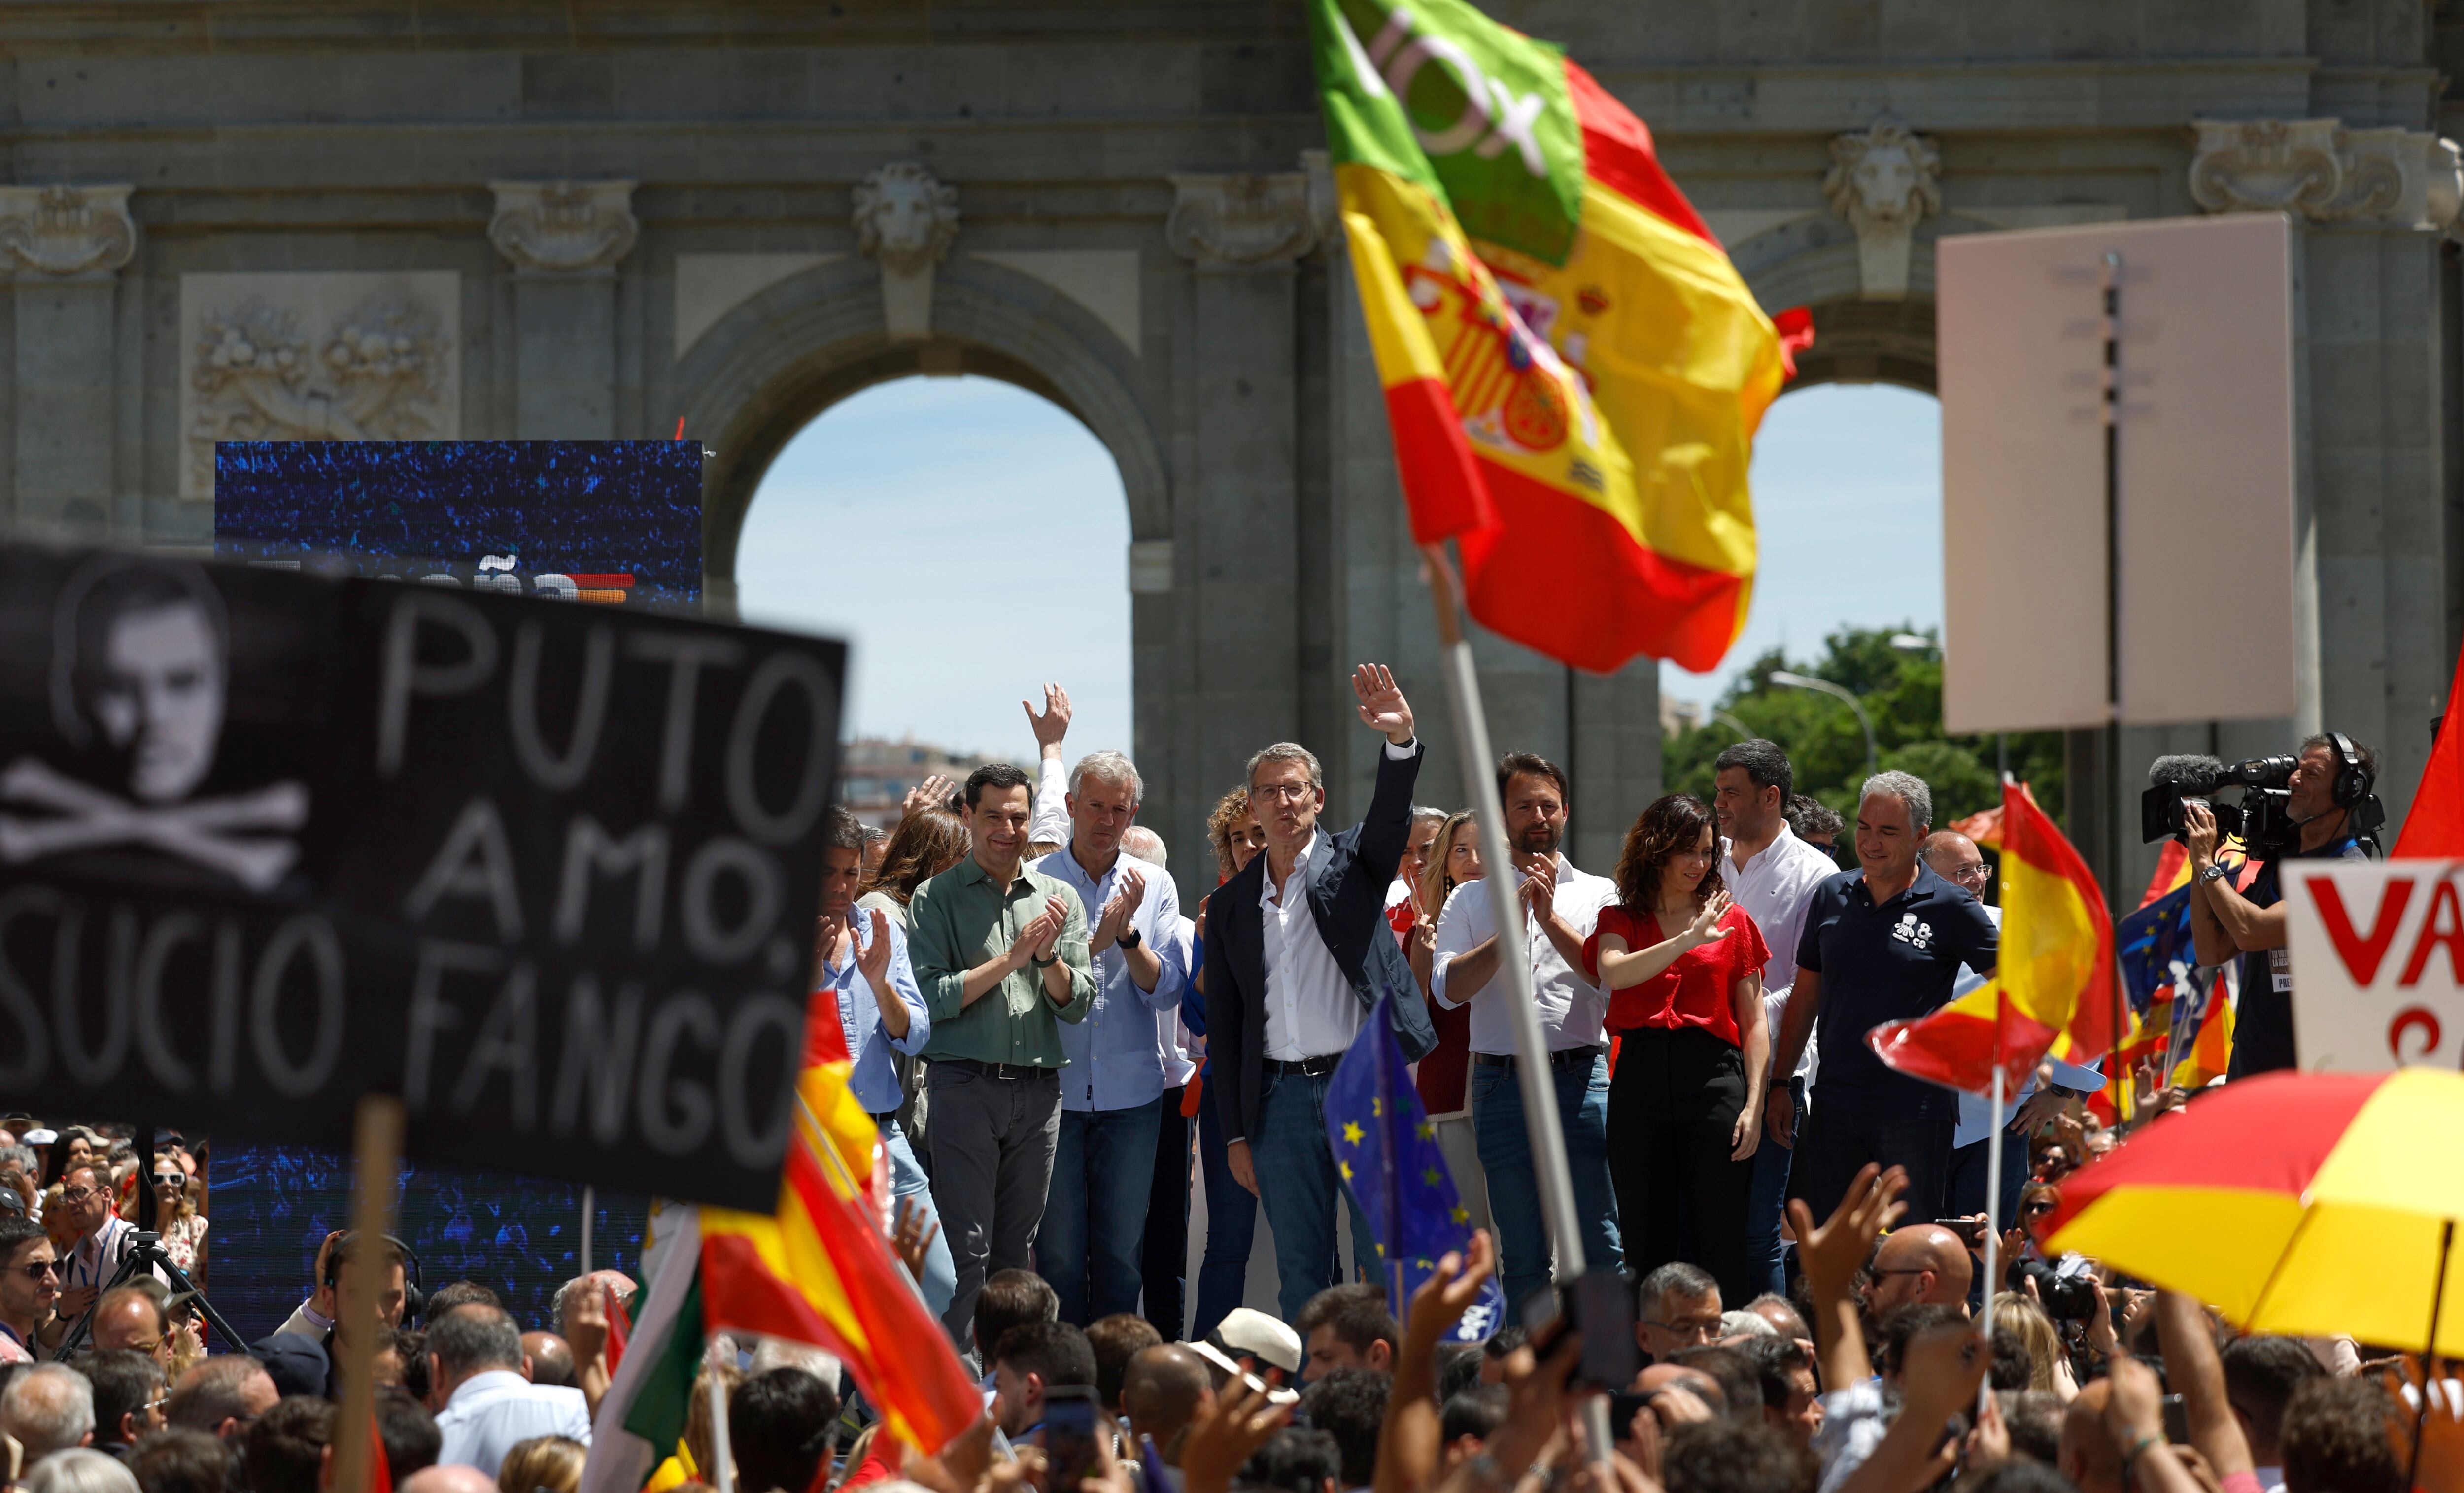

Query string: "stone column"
[[1168, 174, 1318, 805], [0, 185, 136, 536], [1569, 663, 1663, 874], [489, 181, 638, 438], [2186, 119, 2464, 846]]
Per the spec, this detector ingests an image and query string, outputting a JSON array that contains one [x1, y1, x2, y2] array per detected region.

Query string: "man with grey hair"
[[1033, 749, 1189, 1324], [1768, 770, 1997, 1222], [1205, 664, 1438, 1320], [429, 1304, 589, 1475], [3, 1362, 95, 1466]]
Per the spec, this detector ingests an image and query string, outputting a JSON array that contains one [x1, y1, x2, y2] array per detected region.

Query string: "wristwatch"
[[1116, 927, 1143, 952], [2196, 863, 2230, 886], [1030, 951, 1058, 969]]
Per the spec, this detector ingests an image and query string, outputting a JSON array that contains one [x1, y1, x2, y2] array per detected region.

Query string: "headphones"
[[325, 1230, 426, 1322], [2325, 732, 2375, 809]]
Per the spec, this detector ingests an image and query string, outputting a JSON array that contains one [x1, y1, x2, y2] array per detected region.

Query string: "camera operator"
[[2181, 733, 2377, 1078]]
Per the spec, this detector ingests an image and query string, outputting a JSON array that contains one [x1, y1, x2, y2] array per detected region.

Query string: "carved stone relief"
[[1821, 115, 1942, 300], [1165, 173, 1320, 266], [0, 185, 137, 277], [853, 161, 959, 340], [177, 271, 460, 498], [2188, 119, 2464, 232], [487, 181, 640, 273]]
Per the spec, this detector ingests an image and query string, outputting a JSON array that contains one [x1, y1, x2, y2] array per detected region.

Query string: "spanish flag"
[[1309, 0, 1784, 673], [698, 1013, 980, 1458], [1867, 782, 2119, 1097]]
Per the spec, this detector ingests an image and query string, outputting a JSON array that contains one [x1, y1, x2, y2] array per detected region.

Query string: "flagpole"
[[1981, 1062, 2004, 1419], [1423, 544, 1608, 1462]]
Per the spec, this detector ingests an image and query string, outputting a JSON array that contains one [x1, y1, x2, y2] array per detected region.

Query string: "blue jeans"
[[1252, 1067, 1382, 1323], [883, 1117, 958, 1323], [1193, 1086, 1255, 1341], [1746, 1079, 1804, 1298], [1039, 1098, 1164, 1325], [1471, 1052, 1621, 1324]]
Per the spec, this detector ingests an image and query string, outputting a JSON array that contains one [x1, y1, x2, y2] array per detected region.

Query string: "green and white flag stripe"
[[579, 1207, 704, 1493]]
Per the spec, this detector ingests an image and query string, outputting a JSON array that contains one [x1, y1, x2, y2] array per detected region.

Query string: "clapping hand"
[[1014, 897, 1070, 969], [855, 908, 894, 986], [1094, 868, 1148, 950], [1025, 683, 1074, 757], [1517, 853, 1558, 917], [1352, 663, 1415, 745]]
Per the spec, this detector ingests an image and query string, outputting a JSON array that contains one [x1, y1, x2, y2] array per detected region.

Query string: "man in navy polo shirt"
[[1764, 771, 1996, 1223]]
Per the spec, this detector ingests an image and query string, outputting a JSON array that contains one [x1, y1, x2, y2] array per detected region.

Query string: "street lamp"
[[1711, 710, 1755, 740], [1768, 669, 1878, 780]]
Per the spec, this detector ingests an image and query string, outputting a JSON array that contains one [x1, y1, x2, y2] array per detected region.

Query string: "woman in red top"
[[1585, 792, 1772, 1305]]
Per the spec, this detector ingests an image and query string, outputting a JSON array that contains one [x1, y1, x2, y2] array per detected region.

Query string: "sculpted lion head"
[[853, 161, 960, 273], [1823, 118, 1942, 227]]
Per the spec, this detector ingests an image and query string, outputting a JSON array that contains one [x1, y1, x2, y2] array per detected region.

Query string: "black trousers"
[[1791, 1088, 1956, 1229], [1608, 1027, 1755, 1308], [1141, 1085, 1195, 1339]]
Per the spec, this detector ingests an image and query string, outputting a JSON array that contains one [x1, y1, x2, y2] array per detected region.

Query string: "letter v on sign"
[[2308, 873, 2413, 984]]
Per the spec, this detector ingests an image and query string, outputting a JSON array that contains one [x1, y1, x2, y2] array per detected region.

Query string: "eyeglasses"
[[1643, 1317, 1723, 1340], [1946, 863, 1994, 886], [1250, 783, 1313, 803], [12, 1261, 58, 1280]]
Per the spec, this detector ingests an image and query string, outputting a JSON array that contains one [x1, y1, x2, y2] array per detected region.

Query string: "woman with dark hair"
[[1584, 793, 1772, 1302], [857, 807, 971, 931]]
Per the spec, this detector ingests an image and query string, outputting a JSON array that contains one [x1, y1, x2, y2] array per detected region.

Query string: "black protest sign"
[[0, 543, 844, 1209]]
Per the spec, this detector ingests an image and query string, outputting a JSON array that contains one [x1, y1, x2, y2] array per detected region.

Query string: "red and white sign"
[[2285, 862, 2464, 1071]]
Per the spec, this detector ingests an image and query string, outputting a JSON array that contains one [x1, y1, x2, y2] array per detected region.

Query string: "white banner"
[[2284, 861, 2464, 1072]]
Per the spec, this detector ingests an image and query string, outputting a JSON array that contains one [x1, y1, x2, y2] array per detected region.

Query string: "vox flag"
[[1867, 782, 2119, 1096], [1308, 0, 1785, 674]]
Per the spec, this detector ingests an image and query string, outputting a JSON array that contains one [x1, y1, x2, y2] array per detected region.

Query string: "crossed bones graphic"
[[0, 756, 309, 892]]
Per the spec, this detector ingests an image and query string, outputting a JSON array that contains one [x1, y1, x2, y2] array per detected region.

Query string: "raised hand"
[[1180, 1375, 1295, 1493], [1351, 663, 1415, 745], [1684, 891, 1734, 947], [902, 773, 957, 817], [855, 908, 894, 987], [1788, 1162, 1909, 1303], [1405, 1230, 1497, 1348], [1025, 683, 1074, 756], [891, 1196, 941, 1285]]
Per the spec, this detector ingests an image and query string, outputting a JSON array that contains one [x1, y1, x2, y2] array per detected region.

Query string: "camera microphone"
[[2148, 754, 2226, 793]]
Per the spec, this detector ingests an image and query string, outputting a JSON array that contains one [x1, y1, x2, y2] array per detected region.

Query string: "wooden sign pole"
[[330, 1095, 405, 1493]]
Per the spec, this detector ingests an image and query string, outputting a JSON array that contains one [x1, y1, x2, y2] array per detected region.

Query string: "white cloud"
[[735, 376, 1132, 761]]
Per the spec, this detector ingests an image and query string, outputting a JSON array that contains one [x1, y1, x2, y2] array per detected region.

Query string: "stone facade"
[[5, 1, 2460, 904]]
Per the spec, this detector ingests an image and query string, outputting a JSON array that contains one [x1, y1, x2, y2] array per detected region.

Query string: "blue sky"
[[736, 376, 1941, 757]]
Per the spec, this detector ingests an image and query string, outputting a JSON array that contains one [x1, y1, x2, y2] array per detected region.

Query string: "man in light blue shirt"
[[814, 806, 952, 1319], [1032, 750, 1188, 1325], [430, 1304, 590, 1476]]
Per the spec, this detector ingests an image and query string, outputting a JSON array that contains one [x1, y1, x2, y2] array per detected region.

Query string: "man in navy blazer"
[[1204, 662, 1438, 1320]]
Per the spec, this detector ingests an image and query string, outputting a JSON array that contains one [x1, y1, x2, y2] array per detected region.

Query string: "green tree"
[[1664, 625, 2064, 830]]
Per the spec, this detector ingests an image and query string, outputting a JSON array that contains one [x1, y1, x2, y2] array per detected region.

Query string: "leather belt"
[[937, 1057, 1058, 1082], [1263, 1054, 1345, 1078], [1473, 1045, 1606, 1072]]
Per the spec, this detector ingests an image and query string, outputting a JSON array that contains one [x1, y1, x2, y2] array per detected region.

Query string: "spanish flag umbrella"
[[2039, 1067, 2464, 1355]]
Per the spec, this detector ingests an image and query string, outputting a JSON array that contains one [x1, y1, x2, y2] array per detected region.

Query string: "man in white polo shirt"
[[1432, 751, 1622, 1322], [1710, 740, 1840, 1297]]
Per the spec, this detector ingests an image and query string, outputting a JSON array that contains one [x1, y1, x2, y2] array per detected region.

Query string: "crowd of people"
[[0, 663, 2439, 1493]]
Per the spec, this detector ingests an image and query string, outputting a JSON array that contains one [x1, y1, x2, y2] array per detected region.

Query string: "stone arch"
[[677, 252, 1168, 605], [1727, 215, 1946, 394]]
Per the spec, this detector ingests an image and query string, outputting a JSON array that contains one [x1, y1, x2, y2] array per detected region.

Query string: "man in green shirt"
[[908, 760, 1096, 1344]]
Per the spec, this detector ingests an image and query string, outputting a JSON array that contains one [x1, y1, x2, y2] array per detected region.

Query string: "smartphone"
[[1934, 1217, 1987, 1248], [1520, 1271, 1639, 1389], [1040, 1385, 1105, 1488], [1608, 1391, 1651, 1435], [2161, 1394, 2190, 1446]]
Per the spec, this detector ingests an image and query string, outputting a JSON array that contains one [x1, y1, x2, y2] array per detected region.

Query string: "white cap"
[[1208, 1307, 1302, 1375], [20, 1130, 55, 1146]]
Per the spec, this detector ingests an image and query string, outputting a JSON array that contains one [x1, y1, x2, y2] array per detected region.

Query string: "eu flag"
[[1323, 994, 1505, 1342], [2116, 882, 2196, 1021]]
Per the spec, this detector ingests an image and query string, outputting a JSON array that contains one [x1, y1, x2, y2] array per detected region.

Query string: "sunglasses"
[[58, 1187, 100, 1204], [12, 1261, 57, 1281], [151, 1174, 184, 1188]]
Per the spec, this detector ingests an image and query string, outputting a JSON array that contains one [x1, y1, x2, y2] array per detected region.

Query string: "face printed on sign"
[[0, 556, 309, 890]]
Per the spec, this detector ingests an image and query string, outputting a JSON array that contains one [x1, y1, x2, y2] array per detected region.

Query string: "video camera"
[[2142, 738, 2385, 857], [2140, 753, 2300, 855]]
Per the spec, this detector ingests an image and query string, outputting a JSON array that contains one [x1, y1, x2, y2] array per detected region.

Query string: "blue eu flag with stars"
[[1324, 994, 1505, 1342]]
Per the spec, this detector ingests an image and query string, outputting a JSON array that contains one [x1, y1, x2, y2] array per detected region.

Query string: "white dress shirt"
[[1261, 829, 1365, 1060], [1729, 824, 1838, 1083], [435, 1369, 592, 1475], [1429, 855, 1617, 1053]]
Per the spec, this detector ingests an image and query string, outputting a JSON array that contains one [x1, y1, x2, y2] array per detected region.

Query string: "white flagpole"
[[1424, 545, 1608, 1462], [1981, 1062, 2005, 1419]]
